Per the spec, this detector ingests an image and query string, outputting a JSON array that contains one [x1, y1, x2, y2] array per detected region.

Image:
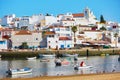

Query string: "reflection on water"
[[0, 55, 120, 79]]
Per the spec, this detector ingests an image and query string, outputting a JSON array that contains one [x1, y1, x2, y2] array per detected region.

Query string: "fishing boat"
[[62, 54, 78, 57], [77, 57, 87, 60], [61, 60, 70, 66], [55, 58, 62, 66], [7, 67, 32, 75], [39, 54, 55, 58], [74, 61, 93, 70], [74, 65, 93, 70], [26, 57, 36, 60], [55, 59, 70, 66], [40, 59, 50, 62]]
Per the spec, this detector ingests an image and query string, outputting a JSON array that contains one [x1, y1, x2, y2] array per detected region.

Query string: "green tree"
[[114, 33, 118, 48], [42, 31, 46, 38], [71, 26, 77, 47], [100, 15, 106, 23], [100, 26, 106, 31], [19, 42, 29, 49]]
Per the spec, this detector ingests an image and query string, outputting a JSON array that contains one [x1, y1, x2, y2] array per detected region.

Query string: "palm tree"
[[114, 33, 118, 48], [71, 26, 77, 47]]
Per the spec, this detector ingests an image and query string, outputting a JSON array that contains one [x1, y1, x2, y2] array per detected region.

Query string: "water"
[[0, 55, 120, 79]]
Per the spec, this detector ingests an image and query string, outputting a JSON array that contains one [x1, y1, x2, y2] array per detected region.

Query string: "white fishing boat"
[[78, 57, 87, 60], [39, 54, 55, 58], [74, 65, 93, 70], [7, 67, 32, 75], [26, 57, 36, 60], [11, 73, 32, 78], [63, 54, 78, 57]]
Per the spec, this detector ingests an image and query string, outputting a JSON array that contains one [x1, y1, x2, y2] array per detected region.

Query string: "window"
[[56, 41, 58, 43], [36, 38, 38, 40], [49, 46, 51, 49]]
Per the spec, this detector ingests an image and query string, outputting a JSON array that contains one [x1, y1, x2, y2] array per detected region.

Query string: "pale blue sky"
[[0, 0, 120, 22]]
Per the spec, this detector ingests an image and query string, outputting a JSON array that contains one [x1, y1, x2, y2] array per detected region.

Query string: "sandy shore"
[[2, 72, 120, 80]]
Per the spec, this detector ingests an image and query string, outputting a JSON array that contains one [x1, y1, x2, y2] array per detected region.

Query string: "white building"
[[1, 14, 16, 26], [19, 16, 30, 28], [29, 14, 44, 25], [45, 15, 58, 26], [57, 7, 98, 26], [84, 30, 103, 41], [11, 30, 42, 49], [40, 26, 73, 49]]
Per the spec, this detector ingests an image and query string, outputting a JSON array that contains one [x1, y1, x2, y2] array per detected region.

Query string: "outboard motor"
[[56, 62, 61, 66], [74, 57, 78, 61], [74, 66, 78, 70]]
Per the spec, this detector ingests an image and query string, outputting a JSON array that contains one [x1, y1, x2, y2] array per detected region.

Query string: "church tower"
[[84, 7, 97, 23], [84, 7, 90, 20]]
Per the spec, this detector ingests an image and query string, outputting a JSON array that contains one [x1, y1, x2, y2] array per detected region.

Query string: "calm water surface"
[[0, 55, 120, 79]]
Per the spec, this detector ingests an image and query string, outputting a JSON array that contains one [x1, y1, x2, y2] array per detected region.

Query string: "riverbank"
[[2, 72, 120, 80], [0, 48, 120, 59]]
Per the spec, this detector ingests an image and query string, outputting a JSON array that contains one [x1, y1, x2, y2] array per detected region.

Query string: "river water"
[[0, 55, 120, 79]]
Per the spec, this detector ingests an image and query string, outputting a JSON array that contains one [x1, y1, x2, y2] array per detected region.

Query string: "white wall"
[[47, 36, 58, 49], [1, 14, 15, 26], [58, 40, 73, 49], [45, 16, 57, 26], [84, 31, 103, 40], [30, 14, 44, 24]]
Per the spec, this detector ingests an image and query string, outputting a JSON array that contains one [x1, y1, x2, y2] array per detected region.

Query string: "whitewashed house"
[[11, 30, 42, 49], [40, 26, 73, 49], [0, 26, 13, 50], [1, 14, 16, 26]]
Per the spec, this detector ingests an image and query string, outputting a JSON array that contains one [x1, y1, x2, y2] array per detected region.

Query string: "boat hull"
[[74, 66, 93, 70], [27, 57, 36, 60], [7, 67, 32, 75]]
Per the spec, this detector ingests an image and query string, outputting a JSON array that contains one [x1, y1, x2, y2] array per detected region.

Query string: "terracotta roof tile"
[[15, 30, 32, 35], [72, 13, 84, 17], [59, 37, 71, 40], [44, 31, 55, 35]]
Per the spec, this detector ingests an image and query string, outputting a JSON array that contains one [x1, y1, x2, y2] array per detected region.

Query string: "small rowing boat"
[[40, 59, 50, 62], [26, 57, 36, 60], [6, 67, 32, 75]]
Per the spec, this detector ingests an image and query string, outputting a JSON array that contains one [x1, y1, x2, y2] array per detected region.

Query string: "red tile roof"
[[72, 13, 84, 17], [15, 30, 32, 35], [44, 31, 55, 35], [77, 35, 84, 38], [59, 37, 71, 40]]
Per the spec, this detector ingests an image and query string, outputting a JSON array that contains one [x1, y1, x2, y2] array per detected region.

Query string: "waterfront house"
[[0, 26, 13, 50], [40, 26, 73, 49], [11, 30, 42, 49]]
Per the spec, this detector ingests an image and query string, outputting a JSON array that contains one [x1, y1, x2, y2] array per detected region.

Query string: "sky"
[[0, 0, 120, 22]]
